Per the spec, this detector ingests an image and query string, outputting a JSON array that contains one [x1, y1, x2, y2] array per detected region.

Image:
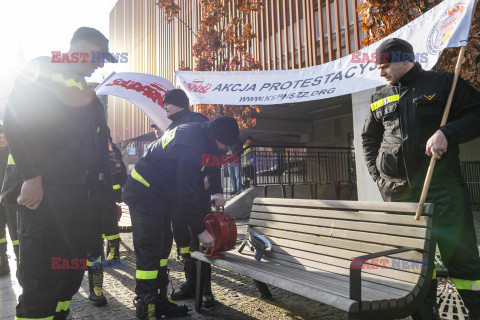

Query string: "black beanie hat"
[[211, 116, 240, 146], [163, 89, 190, 109], [375, 38, 415, 64]]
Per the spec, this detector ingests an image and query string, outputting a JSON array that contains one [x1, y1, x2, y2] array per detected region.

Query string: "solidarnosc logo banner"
[[174, 0, 475, 106], [95, 72, 174, 131]]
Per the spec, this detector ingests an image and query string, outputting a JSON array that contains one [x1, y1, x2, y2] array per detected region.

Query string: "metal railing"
[[118, 140, 479, 205], [461, 161, 480, 205], [222, 146, 355, 200]]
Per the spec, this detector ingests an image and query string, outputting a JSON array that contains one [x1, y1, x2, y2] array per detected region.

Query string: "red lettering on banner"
[[181, 79, 212, 93], [447, 5, 465, 17], [105, 79, 169, 108]]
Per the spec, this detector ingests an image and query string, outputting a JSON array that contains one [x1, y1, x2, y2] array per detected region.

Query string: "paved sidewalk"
[[1, 213, 479, 319]]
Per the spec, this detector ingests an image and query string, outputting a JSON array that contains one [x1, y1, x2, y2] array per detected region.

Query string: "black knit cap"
[[211, 116, 240, 146], [71, 27, 117, 63], [375, 38, 415, 65], [162, 89, 190, 109]]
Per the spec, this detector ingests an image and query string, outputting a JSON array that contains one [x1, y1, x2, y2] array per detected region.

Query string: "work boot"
[[157, 267, 189, 317], [88, 268, 107, 306], [0, 244, 9, 276], [134, 294, 157, 320], [458, 289, 480, 320], [106, 238, 120, 260], [170, 254, 196, 300]]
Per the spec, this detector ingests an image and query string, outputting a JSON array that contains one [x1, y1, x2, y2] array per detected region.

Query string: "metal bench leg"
[[253, 280, 272, 299], [195, 260, 207, 313], [411, 303, 430, 320]]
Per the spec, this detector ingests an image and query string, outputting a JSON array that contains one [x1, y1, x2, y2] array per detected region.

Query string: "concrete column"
[[351, 89, 383, 201]]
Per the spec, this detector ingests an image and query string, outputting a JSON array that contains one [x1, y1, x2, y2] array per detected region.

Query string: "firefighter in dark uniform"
[[0, 128, 19, 276], [362, 38, 480, 319], [122, 116, 239, 319], [4, 27, 116, 320], [241, 136, 255, 188], [159, 89, 225, 307], [104, 138, 127, 262]]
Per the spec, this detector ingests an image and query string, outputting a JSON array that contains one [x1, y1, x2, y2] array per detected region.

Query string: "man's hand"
[[198, 230, 215, 248], [425, 130, 448, 160], [17, 176, 43, 210], [211, 193, 226, 207], [203, 176, 209, 190]]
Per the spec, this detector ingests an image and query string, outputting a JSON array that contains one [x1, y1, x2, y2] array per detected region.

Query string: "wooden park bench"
[[192, 197, 437, 319]]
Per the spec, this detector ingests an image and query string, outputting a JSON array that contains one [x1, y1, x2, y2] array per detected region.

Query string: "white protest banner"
[[95, 72, 174, 131], [175, 0, 475, 106]]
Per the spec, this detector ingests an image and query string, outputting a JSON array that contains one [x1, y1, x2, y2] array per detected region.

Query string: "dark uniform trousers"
[[122, 177, 173, 296], [87, 191, 105, 267], [172, 188, 211, 283], [377, 175, 480, 281], [103, 192, 120, 240], [0, 204, 19, 257], [172, 187, 210, 252], [16, 183, 89, 320]]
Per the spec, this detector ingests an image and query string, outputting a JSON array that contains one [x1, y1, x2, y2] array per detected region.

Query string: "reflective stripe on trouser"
[[16, 184, 88, 319], [15, 316, 54, 320], [451, 279, 480, 290], [55, 300, 71, 312], [106, 234, 120, 241], [127, 190, 174, 296]]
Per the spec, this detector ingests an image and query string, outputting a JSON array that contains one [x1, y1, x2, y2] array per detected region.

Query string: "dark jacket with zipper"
[[4, 56, 104, 188], [166, 109, 222, 195], [126, 121, 223, 234], [362, 62, 480, 188]]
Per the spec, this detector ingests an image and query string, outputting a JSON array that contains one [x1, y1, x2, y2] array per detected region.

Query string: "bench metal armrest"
[[349, 247, 418, 303]]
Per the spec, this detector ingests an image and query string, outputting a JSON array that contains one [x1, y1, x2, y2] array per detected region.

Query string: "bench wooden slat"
[[253, 198, 434, 215], [250, 211, 429, 239], [232, 249, 413, 298], [192, 251, 360, 312], [269, 246, 423, 284], [218, 252, 400, 302], [251, 227, 425, 262], [267, 236, 426, 276], [249, 219, 428, 249], [251, 205, 429, 227], [265, 251, 420, 292]]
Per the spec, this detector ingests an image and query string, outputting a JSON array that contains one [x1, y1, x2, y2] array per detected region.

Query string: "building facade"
[[108, 0, 364, 146]]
